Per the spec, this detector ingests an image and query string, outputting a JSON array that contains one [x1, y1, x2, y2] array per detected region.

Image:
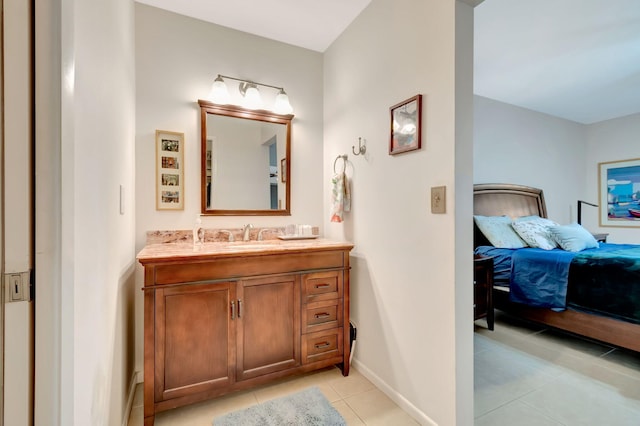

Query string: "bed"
[[474, 183, 640, 352]]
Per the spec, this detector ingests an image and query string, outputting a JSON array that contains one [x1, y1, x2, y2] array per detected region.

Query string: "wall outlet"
[[431, 186, 446, 214]]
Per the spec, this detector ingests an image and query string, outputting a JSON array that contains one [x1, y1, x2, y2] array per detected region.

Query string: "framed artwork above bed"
[[598, 158, 640, 228]]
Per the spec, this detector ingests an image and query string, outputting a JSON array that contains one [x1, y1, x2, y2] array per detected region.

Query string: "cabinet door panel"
[[155, 282, 235, 401], [237, 276, 300, 380]]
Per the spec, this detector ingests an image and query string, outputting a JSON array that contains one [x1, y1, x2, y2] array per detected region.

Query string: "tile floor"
[[127, 311, 640, 425], [127, 366, 419, 425], [475, 311, 640, 425]]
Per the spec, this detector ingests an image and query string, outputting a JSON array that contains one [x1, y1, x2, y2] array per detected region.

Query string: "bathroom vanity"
[[137, 238, 354, 425]]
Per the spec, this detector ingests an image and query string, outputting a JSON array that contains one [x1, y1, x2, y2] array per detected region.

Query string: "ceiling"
[[475, 0, 640, 124], [134, 0, 372, 53], [137, 0, 640, 124]]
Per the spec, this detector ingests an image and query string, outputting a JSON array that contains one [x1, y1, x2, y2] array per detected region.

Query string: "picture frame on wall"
[[389, 94, 422, 155], [156, 130, 185, 210], [598, 157, 640, 227]]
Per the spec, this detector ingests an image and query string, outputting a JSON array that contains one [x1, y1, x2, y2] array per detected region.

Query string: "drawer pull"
[[315, 283, 330, 289], [314, 341, 331, 349], [314, 312, 331, 319], [230, 300, 236, 320]]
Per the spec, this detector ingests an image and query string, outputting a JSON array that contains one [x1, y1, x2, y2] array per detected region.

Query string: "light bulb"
[[273, 89, 293, 114], [209, 76, 230, 104], [242, 85, 263, 109]]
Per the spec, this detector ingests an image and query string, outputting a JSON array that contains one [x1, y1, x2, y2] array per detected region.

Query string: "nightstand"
[[474, 255, 494, 330], [592, 233, 608, 243]]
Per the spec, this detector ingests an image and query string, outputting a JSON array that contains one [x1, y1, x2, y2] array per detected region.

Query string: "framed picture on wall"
[[156, 130, 185, 210], [598, 157, 640, 227], [389, 94, 422, 155]]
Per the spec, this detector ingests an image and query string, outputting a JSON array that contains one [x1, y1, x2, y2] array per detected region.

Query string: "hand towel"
[[330, 172, 351, 223]]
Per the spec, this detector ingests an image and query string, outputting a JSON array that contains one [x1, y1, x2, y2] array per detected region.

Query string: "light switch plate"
[[431, 186, 446, 214]]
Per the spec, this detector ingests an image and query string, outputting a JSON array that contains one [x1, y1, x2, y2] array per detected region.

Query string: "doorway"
[[3, 0, 36, 424]]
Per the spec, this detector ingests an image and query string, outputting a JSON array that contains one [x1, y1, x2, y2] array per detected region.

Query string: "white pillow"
[[474, 215, 527, 248], [511, 216, 558, 250], [549, 223, 599, 252]]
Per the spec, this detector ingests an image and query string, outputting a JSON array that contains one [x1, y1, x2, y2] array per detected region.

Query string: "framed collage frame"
[[156, 130, 185, 210]]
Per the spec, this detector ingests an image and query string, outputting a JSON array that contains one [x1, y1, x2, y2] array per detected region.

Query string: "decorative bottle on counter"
[[193, 215, 204, 246]]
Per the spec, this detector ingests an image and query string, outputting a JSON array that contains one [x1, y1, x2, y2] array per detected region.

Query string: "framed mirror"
[[199, 99, 293, 215]]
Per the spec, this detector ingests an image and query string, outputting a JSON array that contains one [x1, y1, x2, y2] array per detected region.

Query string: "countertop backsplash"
[[146, 226, 319, 245]]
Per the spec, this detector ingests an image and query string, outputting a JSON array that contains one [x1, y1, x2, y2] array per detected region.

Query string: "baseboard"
[[352, 360, 437, 426], [122, 370, 140, 426]]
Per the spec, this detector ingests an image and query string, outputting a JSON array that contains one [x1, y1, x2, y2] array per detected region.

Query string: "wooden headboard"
[[474, 183, 548, 246]]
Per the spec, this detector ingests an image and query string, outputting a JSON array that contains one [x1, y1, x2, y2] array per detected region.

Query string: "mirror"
[[199, 99, 293, 215]]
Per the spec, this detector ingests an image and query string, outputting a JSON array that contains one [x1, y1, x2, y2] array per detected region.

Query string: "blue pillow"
[[474, 215, 527, 248], [549, 223, 599, 252]]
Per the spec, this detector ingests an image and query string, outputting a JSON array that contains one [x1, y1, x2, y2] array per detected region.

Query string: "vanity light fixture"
[[208, 74, 293, 114]]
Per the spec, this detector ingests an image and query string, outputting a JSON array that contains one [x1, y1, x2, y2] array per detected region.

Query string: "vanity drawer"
[[302, 328, 343, 364], [302, 299, 342, 333], [302, 271, 342, 302]]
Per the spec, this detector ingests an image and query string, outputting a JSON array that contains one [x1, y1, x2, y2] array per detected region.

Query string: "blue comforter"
[[475, 244, 640, 321], [568, 244, 640, 324], [509, 248, 576, 309]]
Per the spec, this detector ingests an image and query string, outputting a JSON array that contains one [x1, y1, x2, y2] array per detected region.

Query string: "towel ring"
[[333, 154, 348, 173]]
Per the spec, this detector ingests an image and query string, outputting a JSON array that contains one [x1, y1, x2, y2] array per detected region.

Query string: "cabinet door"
[[236, 275, 300, 381], [155, 282, 235, 402]]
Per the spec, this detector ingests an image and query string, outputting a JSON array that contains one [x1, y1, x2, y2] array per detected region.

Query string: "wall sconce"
[[577, 200, 598, 225], [208, 74, 293, 114]]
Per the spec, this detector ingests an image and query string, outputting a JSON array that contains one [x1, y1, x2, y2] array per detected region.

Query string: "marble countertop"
[[137, 238, 354, 264]]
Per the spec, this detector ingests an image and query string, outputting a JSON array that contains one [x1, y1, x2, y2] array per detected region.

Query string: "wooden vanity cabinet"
[[139, 243, 352, 426]]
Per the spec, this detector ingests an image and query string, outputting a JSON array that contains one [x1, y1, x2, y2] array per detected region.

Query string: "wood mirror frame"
[[199, 99, 293, 216]]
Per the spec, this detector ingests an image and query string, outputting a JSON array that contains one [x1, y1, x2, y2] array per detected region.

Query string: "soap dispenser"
[[193, 215, 204, 246]]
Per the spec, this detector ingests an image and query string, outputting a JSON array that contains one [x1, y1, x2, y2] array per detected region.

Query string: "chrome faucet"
[[242, 223, 254, 241], [257, 228, 269, 241]]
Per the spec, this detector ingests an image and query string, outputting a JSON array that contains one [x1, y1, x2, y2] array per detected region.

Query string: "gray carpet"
[[213, 386, 347, 425]]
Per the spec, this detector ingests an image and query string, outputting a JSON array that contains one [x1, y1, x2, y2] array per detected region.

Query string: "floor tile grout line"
[[518, 398, 569, 426]]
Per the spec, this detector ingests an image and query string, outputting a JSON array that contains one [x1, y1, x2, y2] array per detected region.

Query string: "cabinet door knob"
[[231, 300, 236, 320], [238, 299, 243, 318]]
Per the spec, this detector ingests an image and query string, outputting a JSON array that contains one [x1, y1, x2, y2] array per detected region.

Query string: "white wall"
[[71, 0, 137, 424], [134, 3, 324, 378], [585, 113, 640, 243], [35, 0, 137, 424], [324, 0, 474, 424], [4, 0, 34, 424], [474, 96, 640, 243], [474, 95, 587, 223]]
